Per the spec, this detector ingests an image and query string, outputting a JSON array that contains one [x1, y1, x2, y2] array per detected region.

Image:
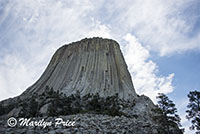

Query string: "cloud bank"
[[122, 34, 174, 102], [90, 0, 200, 56]]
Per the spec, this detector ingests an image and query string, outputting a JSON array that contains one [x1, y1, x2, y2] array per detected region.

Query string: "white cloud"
[[90, 0, 200, 56], [87, 19, 111, 38], [0, 54, 39, 100], [1, 0, 200, 56], [122, 33, 174, 102]]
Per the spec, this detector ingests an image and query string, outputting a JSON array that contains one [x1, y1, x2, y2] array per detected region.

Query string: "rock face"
[[22, 37, 137, 100]]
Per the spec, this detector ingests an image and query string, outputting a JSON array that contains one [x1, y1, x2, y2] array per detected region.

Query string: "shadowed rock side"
[[22, 37, 137, 100]]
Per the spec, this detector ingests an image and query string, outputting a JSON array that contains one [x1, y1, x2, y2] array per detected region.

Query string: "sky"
[[0, 0, 199, 133]]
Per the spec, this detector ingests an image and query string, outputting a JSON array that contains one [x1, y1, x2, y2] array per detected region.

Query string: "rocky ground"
[[0, 92, 183, 134], [0, 113, 181, 134]]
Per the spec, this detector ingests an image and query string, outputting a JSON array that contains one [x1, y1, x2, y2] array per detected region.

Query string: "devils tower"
[[0, 37, 182, 134], [22, 37, 137, 100]]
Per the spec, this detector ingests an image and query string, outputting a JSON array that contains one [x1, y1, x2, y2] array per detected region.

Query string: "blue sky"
[[0, 0, 199, 133]]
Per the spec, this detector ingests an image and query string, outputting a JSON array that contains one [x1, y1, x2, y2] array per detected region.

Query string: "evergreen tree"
[[156, 93, 182, 133], [186, 90, 200, 133]]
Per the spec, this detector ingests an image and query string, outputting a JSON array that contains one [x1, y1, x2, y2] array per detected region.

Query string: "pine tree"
[[156, 93, 182, 133], [186, 90, 200, 133]]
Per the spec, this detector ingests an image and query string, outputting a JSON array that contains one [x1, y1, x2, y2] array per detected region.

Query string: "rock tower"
[[22, 37, 137, 100]]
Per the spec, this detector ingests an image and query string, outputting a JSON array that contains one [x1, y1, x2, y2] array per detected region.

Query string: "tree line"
[[156, 90, 200, 134], [0, 87, 199, 133]]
